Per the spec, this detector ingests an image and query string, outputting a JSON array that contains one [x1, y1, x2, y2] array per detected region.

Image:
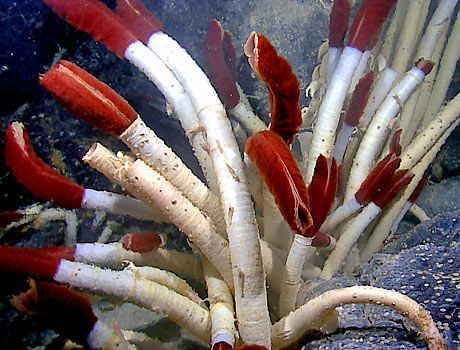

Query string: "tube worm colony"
[[2, 0, 460, 349]]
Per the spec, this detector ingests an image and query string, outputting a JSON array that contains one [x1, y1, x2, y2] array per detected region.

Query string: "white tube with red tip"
[[345, 62, 430, 201]]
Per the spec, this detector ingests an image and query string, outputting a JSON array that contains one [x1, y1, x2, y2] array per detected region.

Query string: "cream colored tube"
[[120, 117, 226, 237], [345, 64, 427, 201], [230, 84, 267, 135], [271, 286, 446, 350], [399, 21, 449, 148], [243, 154, 264, 210], [398, 0, 458, 144], [362, 116, 460, 262], [83, 144, 233, 290], [146, 31, 271, 347], [321, 197, 361, 233], [87, 320, 135, 350], [54, 260, 211, 343], [127, 264, 203, 304], [75, 242, 203, 282], [400, 91, 460, 170], [391, 0, 427, 77], [412, 0, 457, 61], [422, 11, 460, 128], [259, 239, 285, 295], [321, 202, 381, 280], [125, 159, 234, 290], [379, 0, 408, 66], [262, 186, 292, 252], [305, 46, 363, 183], [121, 40, 217, 194], [279, 235, 315, 316], [408, 203, 430, 222], [203, 258, 236, 348], [359, 67, 398, 129]]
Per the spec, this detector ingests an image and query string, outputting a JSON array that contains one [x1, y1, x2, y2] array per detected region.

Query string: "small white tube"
[[82, 188, 168, 222]]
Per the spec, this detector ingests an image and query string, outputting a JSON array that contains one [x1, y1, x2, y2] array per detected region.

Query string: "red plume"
[[305, 155, 338, 236], [245, 130, 312, 234]]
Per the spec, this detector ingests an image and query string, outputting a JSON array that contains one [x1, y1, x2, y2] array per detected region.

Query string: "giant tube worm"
[[305, 0, 397, 183]]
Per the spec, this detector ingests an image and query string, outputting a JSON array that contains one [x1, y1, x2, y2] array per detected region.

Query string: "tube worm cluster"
[[2, 0, 459, 349]]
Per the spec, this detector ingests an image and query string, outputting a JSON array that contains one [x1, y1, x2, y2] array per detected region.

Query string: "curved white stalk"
[[279, 234, 315, 316], [271, 286, 446, 350], [321, 202, 381, 280], [399, 20, 449, 148], [333, 123, 354, 165], [259, 239, 285, 295], [390, 201, 430, 236], [243, 153, 264, 210], [413, 0, 458, 60], [408, 203, 431, 222], [304, 52, 328, 129], [125, 159, 234, 290], [127, 264, 203, 304], [321, 196, 361, 233], [82, 188, 168, 223], [305, 46, 363, 183], [379, 0, 408, 65], [88, 320, 135, 350], [230, 84, 267, 135], [349, 49, 371, 95], [327, 47, 342, 82], [359, 67, 398, 129]]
